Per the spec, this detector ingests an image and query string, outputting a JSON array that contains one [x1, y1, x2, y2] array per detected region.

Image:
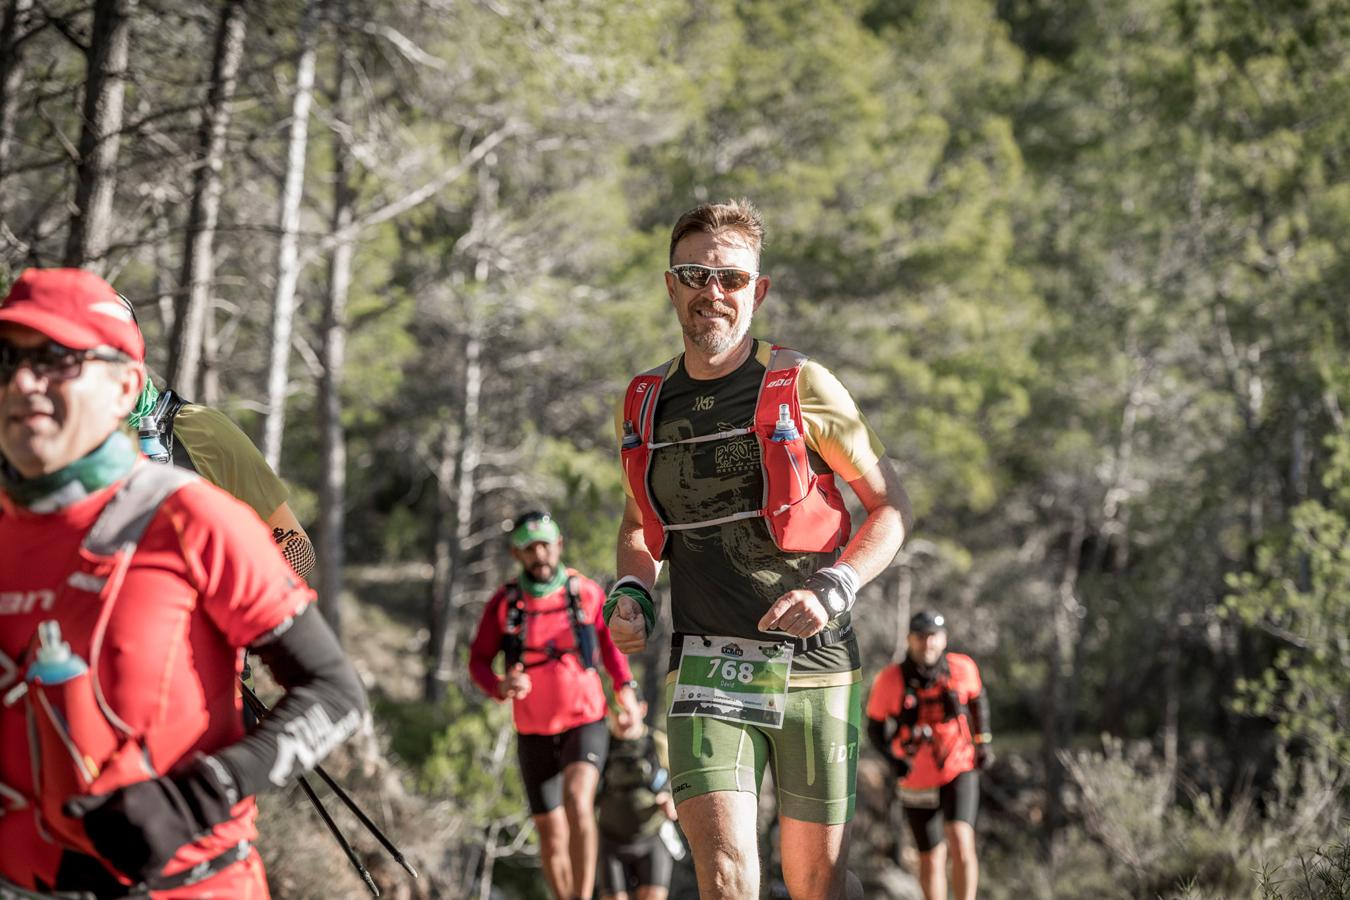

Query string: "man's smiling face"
[[665, 231, 768, 358], [0, 324, 140, 477]]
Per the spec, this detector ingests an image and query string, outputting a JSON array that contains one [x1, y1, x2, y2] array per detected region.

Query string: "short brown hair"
[[669, 198, 766, 264]]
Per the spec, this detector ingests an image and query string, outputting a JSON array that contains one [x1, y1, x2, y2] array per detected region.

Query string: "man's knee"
[[919, 843, 948, 869], [691, 834, 757, 894], [945, 821, 976, 862], [783, 862, 848, 900], [563, 783, 597, 821], [535, 811, 569, 853]]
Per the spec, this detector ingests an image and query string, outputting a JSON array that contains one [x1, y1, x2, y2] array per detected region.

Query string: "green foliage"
[[1224, 488, 1350, 760], [373, 686, 525, 817]]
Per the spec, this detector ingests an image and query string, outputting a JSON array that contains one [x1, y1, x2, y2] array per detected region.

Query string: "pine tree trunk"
[[424, 321, 483, 701], [424, 166, 496, 702], [166, 0, 246, 397], [1042, 512, 1084, 848], [262, 0, 320, 471], [318, 35, 354, 639], [63, 0, 138, 272], [0, 0, 34, 211]]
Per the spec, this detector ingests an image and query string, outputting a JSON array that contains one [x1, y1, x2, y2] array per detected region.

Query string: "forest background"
[[1, 0, 1347, 897]]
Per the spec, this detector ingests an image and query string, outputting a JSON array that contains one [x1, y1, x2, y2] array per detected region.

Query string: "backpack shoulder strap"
[[503, 579, 526, 631], [564, 574, 582, 615], [83, 463, 197, 556], [625, 357, 678, 439], [157, 390, 197, 473]]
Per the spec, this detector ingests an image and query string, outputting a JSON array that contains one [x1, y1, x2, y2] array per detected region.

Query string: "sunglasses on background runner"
[[0, 341, 127, 384], [667, 264, 758, 292]]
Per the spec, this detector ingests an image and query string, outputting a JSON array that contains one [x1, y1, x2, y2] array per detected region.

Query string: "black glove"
[[63, 755, 239, 882], [888, 755, 911, 781], [975, 744, 993, 770]]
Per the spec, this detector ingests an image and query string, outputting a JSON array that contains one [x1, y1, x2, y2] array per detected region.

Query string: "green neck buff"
[[521, 566, 569, 597], [127, 375, 160, 430], [1, 431, 138, 512]]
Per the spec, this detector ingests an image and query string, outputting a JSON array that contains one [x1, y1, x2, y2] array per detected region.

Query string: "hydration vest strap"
[[504, 576, 594, 668], [0, 649, 16, 692], [82, 464, 196, 557], [646, 427, 753, 450], [141, 839, 252, 893], [664, 509, 762, 531], [0, 778, 27, 811]]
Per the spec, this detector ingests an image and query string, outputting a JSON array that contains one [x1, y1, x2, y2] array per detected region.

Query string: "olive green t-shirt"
[[618, 340, 885, 679], [173, 404, 288, 522]]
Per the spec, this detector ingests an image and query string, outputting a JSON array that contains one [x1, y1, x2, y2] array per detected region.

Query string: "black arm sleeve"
[[866, 717, 894, 759], [212, 605, 368, 798], [969, 688, 991, 740]]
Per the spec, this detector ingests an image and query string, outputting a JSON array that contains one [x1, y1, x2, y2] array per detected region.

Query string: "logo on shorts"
[[720, 642, 744, 657], [826, 740, 858, 764]]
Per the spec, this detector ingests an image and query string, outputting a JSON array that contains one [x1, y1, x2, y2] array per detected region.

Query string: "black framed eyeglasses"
[[0, 341, 127, 384], [667, 264, 758, 292]]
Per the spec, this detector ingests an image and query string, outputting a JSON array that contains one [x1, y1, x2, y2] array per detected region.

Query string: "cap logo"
[[89, 300, 135, 322]]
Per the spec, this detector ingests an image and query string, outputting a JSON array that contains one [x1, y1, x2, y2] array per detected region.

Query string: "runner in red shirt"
[[0, 269, 367, 898], [866, 610, 991, 900], [469, 511, 644, 900]]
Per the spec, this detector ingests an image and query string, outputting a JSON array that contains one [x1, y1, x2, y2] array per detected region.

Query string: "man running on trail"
[[866, 610, 990, 900], [468, 511, 644, 900], [605, 199, 913, 900], [596, 698, 681, 900], [0, 268, 367, 898]]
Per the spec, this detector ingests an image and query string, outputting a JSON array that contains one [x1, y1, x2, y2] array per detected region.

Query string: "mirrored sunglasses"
[[668, 264, 758, 292]]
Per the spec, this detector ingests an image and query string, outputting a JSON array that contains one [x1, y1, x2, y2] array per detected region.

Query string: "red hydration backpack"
[[620, 345, 851, 560]]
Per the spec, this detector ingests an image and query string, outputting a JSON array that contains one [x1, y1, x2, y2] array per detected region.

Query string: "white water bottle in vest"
[[770, 403, 799, 443]]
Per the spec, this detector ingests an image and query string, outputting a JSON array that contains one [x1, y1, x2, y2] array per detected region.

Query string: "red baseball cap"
[[0, 268, 145, 362]]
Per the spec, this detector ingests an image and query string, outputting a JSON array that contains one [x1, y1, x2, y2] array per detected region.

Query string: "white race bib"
[[668, 635, 793, 729]]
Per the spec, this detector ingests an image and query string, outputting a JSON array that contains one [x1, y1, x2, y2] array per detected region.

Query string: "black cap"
[[908, 610, 946, 634]]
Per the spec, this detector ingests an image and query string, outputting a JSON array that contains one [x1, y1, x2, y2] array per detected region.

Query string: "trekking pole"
[[297, 772, 382, 897], [238, 688, 380, 896], [241, 684, 420, 879]]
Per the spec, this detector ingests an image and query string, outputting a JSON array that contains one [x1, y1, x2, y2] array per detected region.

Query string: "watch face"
[[826, 588, 846, 614]]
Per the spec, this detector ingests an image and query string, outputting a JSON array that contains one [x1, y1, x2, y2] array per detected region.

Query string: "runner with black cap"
[[468, 511, 644, 900], [866, 609, 990, 900]]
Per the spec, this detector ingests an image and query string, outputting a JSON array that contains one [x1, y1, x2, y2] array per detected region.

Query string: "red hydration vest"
[[620, 345, 851, 560], [879, 653, 983, 789], [12, 464, 256, 886]]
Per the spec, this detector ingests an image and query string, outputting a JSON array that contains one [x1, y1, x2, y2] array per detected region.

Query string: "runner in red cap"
[[0, 268, 368, 898]]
